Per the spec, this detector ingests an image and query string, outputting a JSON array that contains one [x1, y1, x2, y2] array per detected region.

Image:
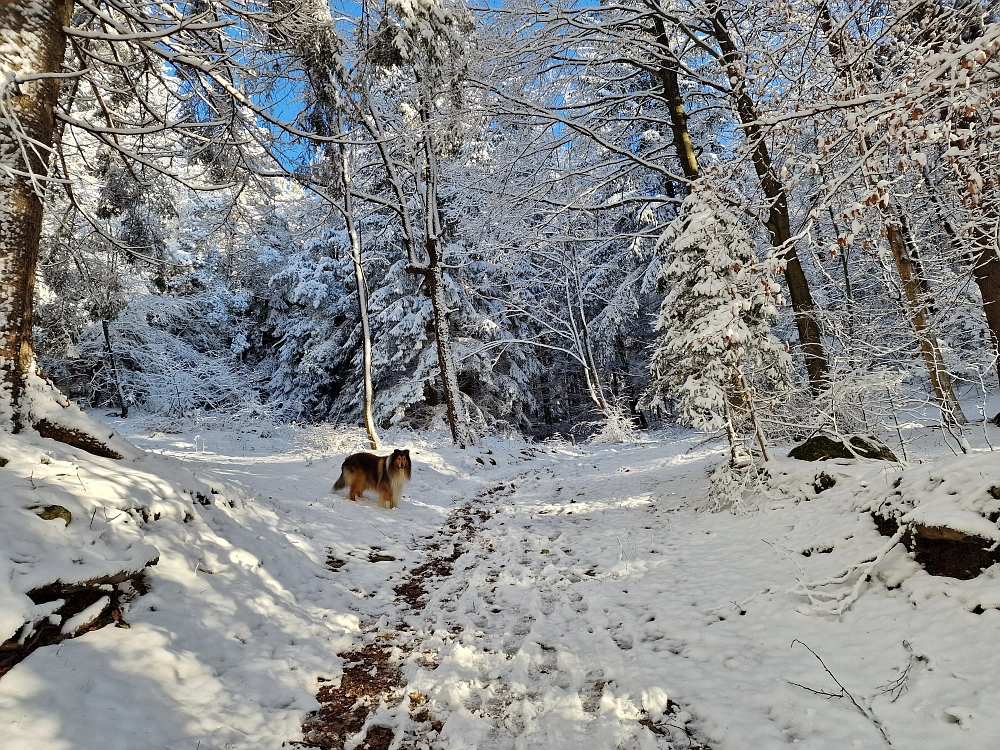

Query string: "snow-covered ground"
[[2, 417, 1000, 749]]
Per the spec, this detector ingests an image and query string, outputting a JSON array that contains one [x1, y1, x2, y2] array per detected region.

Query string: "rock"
[[32, 505, 72, 526], [788, 434, 897, 462], [813, 472, 836, 494], [871, 515, 999, 579], [789, 435, 852, 461], [911, 526, 998, 579], [848, 436, 898, 461], [0, 457, 7, 467]]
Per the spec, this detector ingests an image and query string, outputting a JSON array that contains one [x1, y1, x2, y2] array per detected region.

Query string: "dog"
[[332, 449, 411, 509]]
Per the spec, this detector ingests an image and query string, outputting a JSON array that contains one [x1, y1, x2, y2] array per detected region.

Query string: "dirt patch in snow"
[[392, 483, 505, 612], [298, 643, 404, 749], [299, 484, 509, 748]]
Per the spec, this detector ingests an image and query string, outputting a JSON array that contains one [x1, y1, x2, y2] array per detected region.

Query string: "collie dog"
[[332, 449, 411, 509]]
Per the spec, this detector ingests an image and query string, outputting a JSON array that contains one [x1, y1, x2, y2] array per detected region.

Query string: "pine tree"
[[650, 181, 792, 467]]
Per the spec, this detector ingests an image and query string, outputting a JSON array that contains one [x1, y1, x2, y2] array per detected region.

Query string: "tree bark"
[[412, 89, 473, 448], [651, 15, 699, 184], [0, 0, 75, 431], [423, 251, 473, 448], [337, 138, 381, 450], [708, 6, 829, 394], [968, 211, 1000, 386], [886, 222, 967, 424], [102, 321, 128, 418], [359, 84, 472, 448]]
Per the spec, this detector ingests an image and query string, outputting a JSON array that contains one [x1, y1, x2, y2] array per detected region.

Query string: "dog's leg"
[[379, 487, 392, 509], [349, 480, 363, 501]]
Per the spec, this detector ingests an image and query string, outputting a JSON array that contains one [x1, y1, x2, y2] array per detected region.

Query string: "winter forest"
[[4, 0, 1000, 748]]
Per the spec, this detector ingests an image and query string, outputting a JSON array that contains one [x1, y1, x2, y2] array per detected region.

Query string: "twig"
[[791, 640, 891, 746], [786, 680, 844, 699], [789, 526, 906, 615]]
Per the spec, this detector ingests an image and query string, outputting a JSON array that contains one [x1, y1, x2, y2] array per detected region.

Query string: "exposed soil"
[[298, 644, 404, 749], [299, 483, 511, 749], [872, 512, 1000, 580]]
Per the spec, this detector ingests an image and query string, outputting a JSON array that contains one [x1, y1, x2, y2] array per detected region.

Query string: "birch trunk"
[[338, 143, 381, 450], [0, 0, 74, 430]]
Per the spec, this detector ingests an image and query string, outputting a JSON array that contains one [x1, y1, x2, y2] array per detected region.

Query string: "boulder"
[[789, 434, 897, 462]]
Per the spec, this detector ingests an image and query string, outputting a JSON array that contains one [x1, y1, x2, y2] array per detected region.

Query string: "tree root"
[[33, 418, 124, 459]]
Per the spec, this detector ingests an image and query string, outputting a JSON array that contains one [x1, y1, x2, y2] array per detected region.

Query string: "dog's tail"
[[333, 472, 347, 491]]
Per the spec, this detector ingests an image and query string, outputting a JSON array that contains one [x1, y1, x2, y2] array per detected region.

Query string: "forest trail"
[[272, 433, 903, 750], [299, 454, 711, 750], [4, 425, 1000, 750]]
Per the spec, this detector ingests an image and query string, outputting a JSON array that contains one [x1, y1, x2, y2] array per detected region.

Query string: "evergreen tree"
[[650, 181, 792, 466]]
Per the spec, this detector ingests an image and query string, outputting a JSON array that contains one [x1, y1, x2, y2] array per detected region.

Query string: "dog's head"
[[389, 448, 411, 479]]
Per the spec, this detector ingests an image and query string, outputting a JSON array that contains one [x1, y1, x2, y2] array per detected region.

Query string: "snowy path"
[[295, 436, 1000, 750], [290, 438, 903, 750], [4, 425, 1000, 749]]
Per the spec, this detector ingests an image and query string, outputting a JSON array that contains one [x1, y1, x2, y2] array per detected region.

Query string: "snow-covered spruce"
[[649, 182, 792, 494]]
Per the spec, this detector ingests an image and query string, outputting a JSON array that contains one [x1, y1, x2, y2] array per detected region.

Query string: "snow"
[[3, 420, 1000, 748], [862, 452, 1000, 541]]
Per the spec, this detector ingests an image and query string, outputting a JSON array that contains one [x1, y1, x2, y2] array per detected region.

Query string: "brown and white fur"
[[332, 449, 411, 509]]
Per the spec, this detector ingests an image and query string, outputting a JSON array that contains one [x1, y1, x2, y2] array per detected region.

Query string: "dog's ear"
[[403, 449, 410, 455]]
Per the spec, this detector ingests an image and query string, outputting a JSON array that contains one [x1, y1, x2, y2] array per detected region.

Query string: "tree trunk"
[[886, 219, 967, 425], [0, 0, 74, 431], [363, 81, 473, 448], [102, 321, 128, 418], [708, 6, 829, 394], [565, 252, 609, 417], [968, 214, 1000, 386], [424, 253, 473, 448], [338, 139, 381, 450], [413, 88, 473, 448], [651, 15, 699, 184], [816, 2, 966, 422]]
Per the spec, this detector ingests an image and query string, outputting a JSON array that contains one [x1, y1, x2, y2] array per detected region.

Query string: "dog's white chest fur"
[[387, 471, 408, 507]]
